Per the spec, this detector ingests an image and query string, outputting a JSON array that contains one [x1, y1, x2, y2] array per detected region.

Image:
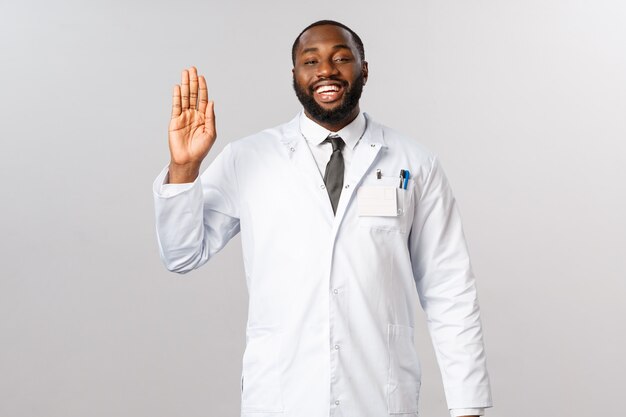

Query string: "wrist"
[[167, 161, 200, 183]]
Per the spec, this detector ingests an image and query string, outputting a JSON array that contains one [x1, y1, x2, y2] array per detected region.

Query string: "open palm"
[[168, 67, 216, 168]]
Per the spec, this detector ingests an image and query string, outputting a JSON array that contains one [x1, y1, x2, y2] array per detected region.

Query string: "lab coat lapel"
[[332, 113, 386, 230]]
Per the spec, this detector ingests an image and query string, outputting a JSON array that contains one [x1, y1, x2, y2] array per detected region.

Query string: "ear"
[[362, 61, 369, 85]]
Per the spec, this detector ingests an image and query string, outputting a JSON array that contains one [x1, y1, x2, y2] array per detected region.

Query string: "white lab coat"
[[153, 112, 492, 417]]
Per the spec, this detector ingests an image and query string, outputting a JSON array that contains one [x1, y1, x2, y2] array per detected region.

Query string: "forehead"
[[297, 24, 356, 53]]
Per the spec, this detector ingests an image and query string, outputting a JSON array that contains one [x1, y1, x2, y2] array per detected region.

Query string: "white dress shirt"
[[298, 110, 366, 182]]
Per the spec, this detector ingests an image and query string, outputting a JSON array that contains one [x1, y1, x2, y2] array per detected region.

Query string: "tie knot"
[[325, 135, 345, 152]]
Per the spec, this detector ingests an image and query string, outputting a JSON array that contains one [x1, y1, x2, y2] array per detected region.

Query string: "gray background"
[[1, 0, 625, 416]]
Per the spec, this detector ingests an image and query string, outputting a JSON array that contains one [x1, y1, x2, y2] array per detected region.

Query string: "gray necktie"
[[323, 135, 345, 215]]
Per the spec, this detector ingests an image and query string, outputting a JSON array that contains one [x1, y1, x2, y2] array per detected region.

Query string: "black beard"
[[292, 72, 364, 125]]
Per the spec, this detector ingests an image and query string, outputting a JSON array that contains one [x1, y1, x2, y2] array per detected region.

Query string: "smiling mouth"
[[313, 83, 345, 104]]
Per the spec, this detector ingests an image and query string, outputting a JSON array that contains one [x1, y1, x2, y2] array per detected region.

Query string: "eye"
[[304, 59, 318, 65], [335, 57, 351, 62]]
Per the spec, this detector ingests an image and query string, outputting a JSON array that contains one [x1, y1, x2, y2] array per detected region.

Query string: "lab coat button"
[[344, 184, 350, 189], [320, 184, 326, 189], [333, 289, 338, 294], [334, 344, 340, 350], [289, 147, 295, 152], [335, 400, 340, 405]]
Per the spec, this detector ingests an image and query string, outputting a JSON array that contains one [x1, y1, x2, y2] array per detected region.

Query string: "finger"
[[198, 75, 208, 114], [189, 66, 198, 110], [205, 100, 216, 135], [180, 69, 190, 110], [171, 85, 182, 118]]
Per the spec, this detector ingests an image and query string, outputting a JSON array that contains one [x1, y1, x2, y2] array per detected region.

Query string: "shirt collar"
[[299, 110, 366, 150]]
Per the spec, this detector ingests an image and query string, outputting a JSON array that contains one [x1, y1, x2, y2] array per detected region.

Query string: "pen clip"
[[399, 169, 405, 188]]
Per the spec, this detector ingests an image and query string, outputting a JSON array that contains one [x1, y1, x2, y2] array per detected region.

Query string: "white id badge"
[[357, 186, 398, 216]]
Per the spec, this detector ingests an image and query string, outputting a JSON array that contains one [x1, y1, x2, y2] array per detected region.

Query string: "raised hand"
[[167, 66, 216, 183]]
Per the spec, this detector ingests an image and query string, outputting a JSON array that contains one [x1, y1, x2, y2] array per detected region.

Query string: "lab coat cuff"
[[153, 165, 197, 198], [443, 384, 493, 410], [450, 407, 486, 417]]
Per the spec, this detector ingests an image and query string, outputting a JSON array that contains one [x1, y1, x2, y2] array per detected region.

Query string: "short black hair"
[[291, 20, 365, 66]]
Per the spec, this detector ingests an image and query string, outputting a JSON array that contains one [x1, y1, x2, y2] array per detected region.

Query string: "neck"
[[305, 106, 361, 132]]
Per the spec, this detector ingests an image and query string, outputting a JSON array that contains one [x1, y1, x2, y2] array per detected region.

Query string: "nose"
[[316, 58, 339, 78]]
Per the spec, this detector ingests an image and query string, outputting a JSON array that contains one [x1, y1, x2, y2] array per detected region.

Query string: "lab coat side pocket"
[[387, 323, 421, 415], [241, 324, 285, 414]]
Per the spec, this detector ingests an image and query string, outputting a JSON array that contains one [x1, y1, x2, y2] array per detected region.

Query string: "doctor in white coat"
[[153, 20, 492, 417]]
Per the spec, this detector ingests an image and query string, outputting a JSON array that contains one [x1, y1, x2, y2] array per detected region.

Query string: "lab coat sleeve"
[[408, 156, 493, 409], [152, 143, 241, 274]]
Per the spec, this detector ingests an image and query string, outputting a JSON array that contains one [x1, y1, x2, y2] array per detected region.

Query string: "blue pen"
[[403, 170, 410, 189]]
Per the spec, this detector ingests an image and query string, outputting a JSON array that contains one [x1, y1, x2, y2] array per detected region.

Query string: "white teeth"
[[316, 85, 340, 94]]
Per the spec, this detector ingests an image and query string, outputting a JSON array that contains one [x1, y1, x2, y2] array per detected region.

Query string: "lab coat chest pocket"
[[387, 323, 421, 414], [357, 177, 414, 234], [241, 325, 284, 414]]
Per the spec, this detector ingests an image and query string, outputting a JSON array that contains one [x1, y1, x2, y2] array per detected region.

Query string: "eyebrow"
[[300, 44, 352, 55]]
